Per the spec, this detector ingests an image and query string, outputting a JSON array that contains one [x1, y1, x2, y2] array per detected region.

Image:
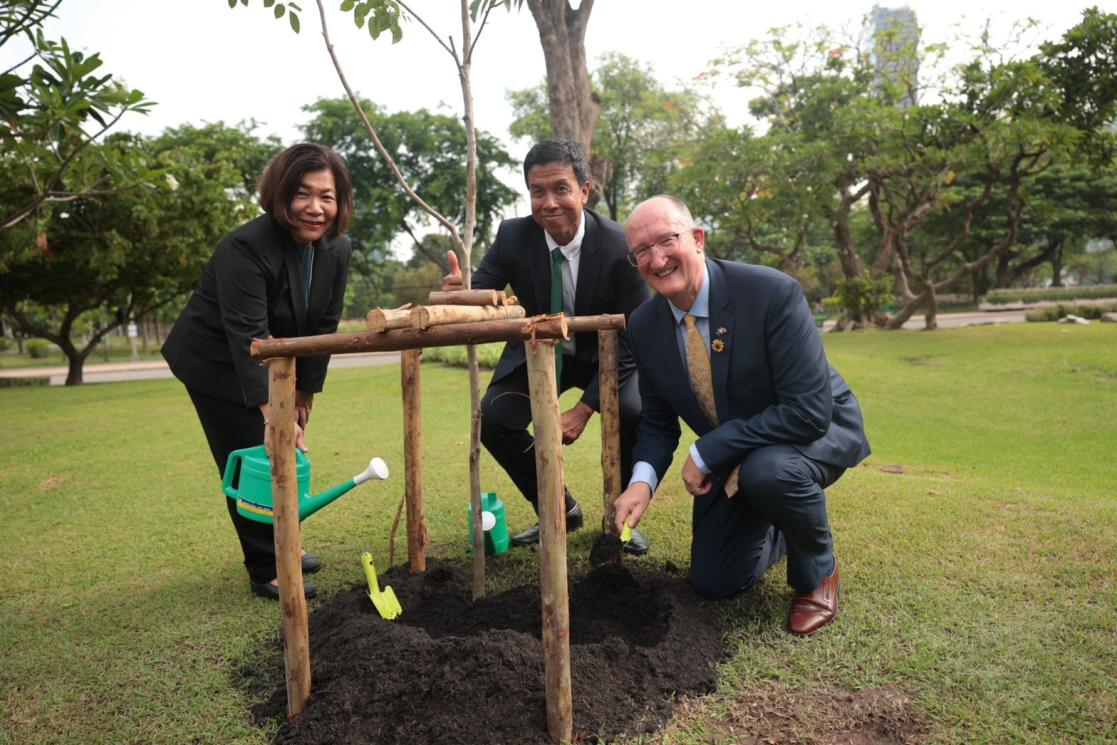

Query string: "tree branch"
[[314, 0, 464, 255]]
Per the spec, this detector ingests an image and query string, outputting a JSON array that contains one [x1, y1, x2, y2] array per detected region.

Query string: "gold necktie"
[[683, 314, 739, 497]]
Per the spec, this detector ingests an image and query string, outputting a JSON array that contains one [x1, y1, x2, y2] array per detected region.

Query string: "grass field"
[[1, 323, 1115, 743]]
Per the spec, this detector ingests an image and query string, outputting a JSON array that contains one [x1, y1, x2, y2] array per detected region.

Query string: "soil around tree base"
[[244, 559, 724, 744]]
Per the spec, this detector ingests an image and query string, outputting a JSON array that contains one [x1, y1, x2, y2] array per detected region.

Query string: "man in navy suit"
[[613, 195, 870, 635], [443, 140, 650, 553]]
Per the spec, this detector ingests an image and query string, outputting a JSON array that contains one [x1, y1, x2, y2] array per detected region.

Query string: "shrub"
[[985, 285, 1117, 305], [829, 271, 894, 317], [0, 337, 11, 353], [0, 376, 48, 388], [422, 342, 502, 369], [1024, 301, 1117, 322], [26, 339, 51, 359]]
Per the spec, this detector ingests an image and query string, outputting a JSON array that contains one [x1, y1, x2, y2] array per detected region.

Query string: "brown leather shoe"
[[787, 560, 840, 636]]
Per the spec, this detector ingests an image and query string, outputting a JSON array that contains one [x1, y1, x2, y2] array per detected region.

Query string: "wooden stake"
[[565, 313, 626, 335], [366, 306, 412, 333], [401, 349, 426, 573], [411, 304, 526, 330], [267, 357, 310, 719], [252, 315, 576, 359], [427, 289, 505, 306], [525, 339, 573, 744], [598, 330, 622, 533]]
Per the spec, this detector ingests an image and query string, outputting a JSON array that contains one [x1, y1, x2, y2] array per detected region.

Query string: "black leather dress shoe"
[[622, 527, 650, 556], [250, 578, 317, 601], [301, 552, 322, 574], [511, 501, 585, 546]]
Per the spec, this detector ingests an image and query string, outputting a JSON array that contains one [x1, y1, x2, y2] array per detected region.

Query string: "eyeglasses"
[[627, 232, 682, 267]]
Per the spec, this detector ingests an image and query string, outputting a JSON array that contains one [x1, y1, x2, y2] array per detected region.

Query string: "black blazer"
[[162, 214, 352, 408], [629, 259, 871, 493], [471, 208, 648, 409]]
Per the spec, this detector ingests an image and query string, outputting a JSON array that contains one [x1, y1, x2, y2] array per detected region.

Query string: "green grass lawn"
[[1, 323, 1115, 743]]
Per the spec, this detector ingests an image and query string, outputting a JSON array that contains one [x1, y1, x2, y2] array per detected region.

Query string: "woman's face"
[[288, 169, 338, 244]]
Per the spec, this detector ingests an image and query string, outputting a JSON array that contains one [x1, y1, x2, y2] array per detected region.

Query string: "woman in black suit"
[[163, 143, 353, 600]]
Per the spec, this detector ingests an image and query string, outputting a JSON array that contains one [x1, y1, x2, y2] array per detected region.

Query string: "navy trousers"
[[690, 444, 845, 599], [480, 355, 640, 512]]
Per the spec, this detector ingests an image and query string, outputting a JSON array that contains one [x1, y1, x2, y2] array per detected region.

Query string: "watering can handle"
[[222, 449, 247, 498]]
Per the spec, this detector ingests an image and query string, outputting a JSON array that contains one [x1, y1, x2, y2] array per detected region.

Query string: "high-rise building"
[[869, 5, 919, 108]]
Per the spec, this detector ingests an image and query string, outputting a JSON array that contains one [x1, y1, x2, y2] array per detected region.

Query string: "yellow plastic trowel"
[[361, 552, 402, 620]]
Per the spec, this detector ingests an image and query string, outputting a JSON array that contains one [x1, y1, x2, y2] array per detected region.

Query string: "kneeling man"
[[614, 196, 870, 635]]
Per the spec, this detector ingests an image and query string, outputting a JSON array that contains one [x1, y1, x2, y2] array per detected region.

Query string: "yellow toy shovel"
[[620, 521, 633, 544], [361, 552, 402, 620]]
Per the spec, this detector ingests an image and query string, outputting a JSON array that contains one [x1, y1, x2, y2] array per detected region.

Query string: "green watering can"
[[222, 445, 389, 524]]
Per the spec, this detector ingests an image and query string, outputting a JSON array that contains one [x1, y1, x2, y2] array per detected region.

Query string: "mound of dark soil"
[[247, 559, 723, 744]]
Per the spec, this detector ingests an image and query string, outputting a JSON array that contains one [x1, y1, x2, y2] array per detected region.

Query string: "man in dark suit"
[[614, 195, 870, 635], [443, 140, 650, 553]]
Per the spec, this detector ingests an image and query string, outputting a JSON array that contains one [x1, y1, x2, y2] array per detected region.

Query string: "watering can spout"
[[299, 457, 390, 520]]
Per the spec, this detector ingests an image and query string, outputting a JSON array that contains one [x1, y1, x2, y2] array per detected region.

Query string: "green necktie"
[[550, 248, 565, 383]]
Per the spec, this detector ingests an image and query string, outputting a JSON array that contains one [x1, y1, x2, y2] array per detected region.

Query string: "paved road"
[[821, 308, 1027, 331], [0, 351, 402, 386], [1, 308, 1028, 386]]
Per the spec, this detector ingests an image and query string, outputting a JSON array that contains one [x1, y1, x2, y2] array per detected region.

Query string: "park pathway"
[[1, 308, 1028, 386]]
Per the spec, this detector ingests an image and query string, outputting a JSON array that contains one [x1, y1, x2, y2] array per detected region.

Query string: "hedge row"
[[985, 285, 1117, 304], [1025, 301, 1117, 322], [421, 342, 503, 369]]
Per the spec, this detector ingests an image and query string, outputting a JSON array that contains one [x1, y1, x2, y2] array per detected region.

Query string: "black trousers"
[[186, 388, 277, 583], [690, 444, 845, 599], [479, 354, 641, 513]]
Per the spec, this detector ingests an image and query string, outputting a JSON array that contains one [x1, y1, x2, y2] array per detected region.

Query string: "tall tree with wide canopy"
[[0, 124, 279, 385]]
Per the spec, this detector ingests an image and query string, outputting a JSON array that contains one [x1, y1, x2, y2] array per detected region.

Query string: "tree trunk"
[[58, 338, 88, 386], [525, 0, 605, 200], [1051, 241, 1064, 288], [923, 284, 939, 330]]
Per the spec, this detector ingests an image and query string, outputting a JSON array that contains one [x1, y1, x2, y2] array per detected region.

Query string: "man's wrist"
[[689, 443, 711, 474]]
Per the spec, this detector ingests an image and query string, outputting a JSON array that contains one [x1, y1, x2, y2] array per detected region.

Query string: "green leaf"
[[227, 0, 237, 8], [340, 0, 356, 10], [274, 3, 285, 19], [289, 12, 300, 33], [263, 0, 275, 6]]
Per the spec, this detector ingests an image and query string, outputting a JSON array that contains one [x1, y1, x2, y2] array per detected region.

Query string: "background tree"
[[301, 96, 517, 278], [0, 123, 278, 384], [695, 10, 1117, 329], [0, 0, 154, 250], [510, 52, 707, 220]]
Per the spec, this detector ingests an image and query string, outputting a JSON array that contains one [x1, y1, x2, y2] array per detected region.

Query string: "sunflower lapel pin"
[[711, 326, 728, 353]]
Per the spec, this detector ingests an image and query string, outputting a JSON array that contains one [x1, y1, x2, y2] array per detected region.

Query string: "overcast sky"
[[13, 0, 1097, 146]]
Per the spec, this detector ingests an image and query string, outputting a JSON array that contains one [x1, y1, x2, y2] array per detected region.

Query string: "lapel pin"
[[711, 339, 726, 353], [716, 326, 728, 336]]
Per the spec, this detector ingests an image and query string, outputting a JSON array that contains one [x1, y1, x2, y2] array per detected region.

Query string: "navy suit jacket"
[[629, 259, 870, 493], [471, 208, 648, 410], [162, 214, 351, 408]]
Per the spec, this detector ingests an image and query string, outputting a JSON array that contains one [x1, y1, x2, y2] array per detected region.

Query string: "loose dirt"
[[245, 559, 724, 744]]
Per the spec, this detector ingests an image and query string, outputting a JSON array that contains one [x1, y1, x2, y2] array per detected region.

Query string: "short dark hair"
[[522, 139, 590, 186], [257, 143, 353, 240]]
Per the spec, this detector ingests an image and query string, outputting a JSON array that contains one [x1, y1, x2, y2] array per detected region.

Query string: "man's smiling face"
[[625, 197, 706, 310]]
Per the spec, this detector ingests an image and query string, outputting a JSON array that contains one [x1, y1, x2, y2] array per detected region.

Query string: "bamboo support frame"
[[427, 288, 507, 306], [411, 304, 526, 330], [525, 339, 573, 744], [401, 349, 426, 573], [259, 312, 626, 731], [251, 315, 578, 359], [267, 357, 311, 718], [597, 330, 622, 533]]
